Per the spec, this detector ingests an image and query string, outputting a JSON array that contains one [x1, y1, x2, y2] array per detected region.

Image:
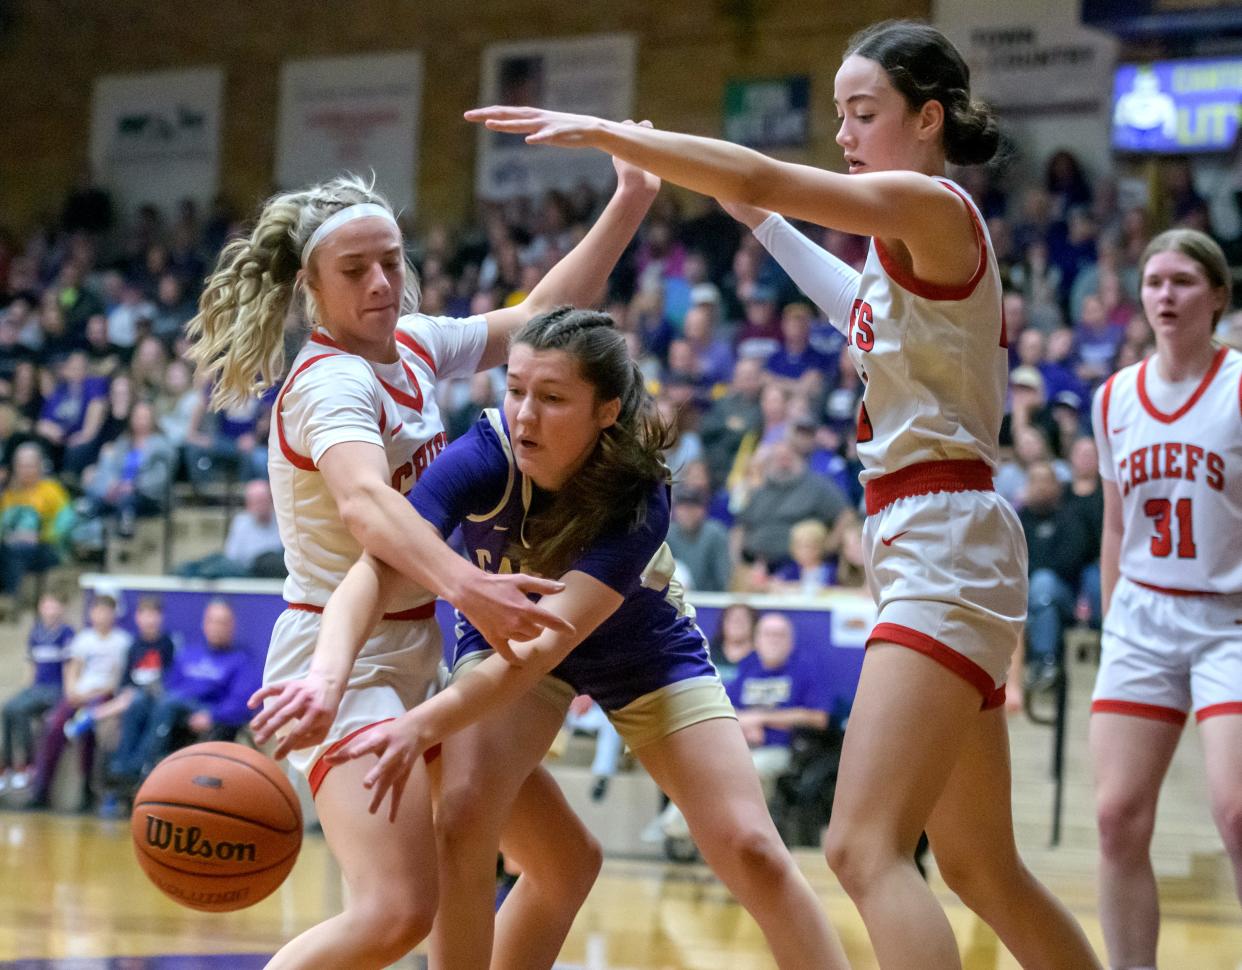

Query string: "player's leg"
[[430, 689, 568, 970], [637, 714, 849, 970], [264, 752, 438, 970], [822, 643, 987, 969], [491, 765, 603, 970], [925, 705, 1100, 968], [1199, 712, 1242, 904], [1089, 712, 1180, 968]]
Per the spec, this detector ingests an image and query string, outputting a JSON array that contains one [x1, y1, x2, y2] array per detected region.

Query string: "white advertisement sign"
[[89, 67, 223, 214], [476, 33, 636, 200], [945, 22, 1117, 114], [277, 51, 424, 213]]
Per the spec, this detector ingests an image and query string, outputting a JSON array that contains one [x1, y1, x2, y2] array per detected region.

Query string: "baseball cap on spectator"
[[690, 283, 721, 306], [1051, 390, 1082, 411], [1009, 366, 1045, 393]]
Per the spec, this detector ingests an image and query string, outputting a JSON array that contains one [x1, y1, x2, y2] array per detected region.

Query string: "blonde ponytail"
[[187, 173, 420, 412]]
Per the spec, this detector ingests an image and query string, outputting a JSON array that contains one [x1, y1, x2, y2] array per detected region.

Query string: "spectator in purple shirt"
[[766, 302, 837, 383], [107, 599, 257, 784], [681, 302, 734, 390], [0, 593, 74, 794], [34, 351, 108, 468]]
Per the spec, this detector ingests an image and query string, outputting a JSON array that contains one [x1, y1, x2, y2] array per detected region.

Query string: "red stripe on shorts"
[[1196, 702, 1242, 723], [309, 718, 395, 797], [287, 601, 436, 621], [868, 621, 1005, 711], [1091, 699, 1187, 726]]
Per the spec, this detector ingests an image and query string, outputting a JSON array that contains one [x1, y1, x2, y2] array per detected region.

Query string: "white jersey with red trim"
[[269, 312, 488, 609], [846, 178, 1008, 483], [1093, 346, 1242, 594]]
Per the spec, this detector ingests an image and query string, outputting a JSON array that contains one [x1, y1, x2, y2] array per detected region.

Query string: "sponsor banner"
[[277, 52, 424, 212], [476, 33, 636, 200], [945, 22, 1116, 114], [723, 76, 811, 149], [89, 67, 223, 213]]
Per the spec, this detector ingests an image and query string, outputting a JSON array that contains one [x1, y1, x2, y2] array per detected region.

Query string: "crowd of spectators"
[[0, 591, 260, 816], [2, 146, 1240, 716]]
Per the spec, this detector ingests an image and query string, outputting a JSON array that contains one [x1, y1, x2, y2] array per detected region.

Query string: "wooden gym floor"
[[0, 574, 1238, 967]]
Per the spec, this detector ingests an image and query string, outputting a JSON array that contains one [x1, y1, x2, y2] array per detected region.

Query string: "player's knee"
[[1095, 791, 1156, 859], [934, 849, 1026, 914], [1211, 798, 1242, 858], [823, 819, 891, 897], [348, 891, 435, 960], [710, 819, 790, 885]]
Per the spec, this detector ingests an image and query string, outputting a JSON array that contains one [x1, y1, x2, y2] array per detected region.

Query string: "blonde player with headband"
[[192, 162, 658, 969], [466, 19, 1100, 970], [1090, 228, 1242, 970]]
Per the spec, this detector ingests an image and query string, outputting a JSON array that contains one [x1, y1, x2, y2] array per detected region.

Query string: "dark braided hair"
[[509, 306, 674, 577], [846, 20, 1000, 167]]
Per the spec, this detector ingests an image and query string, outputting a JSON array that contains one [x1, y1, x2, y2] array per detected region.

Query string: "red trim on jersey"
[[1100, 372, 1117, 435], [864, 459, 993, 515], [308, 719, 394, 797], [1129, 579, 1223, 598], [276, 352, 342, 471], [309, 330, 346, 351], [396, 329, 438, 375], [287, 600, 437, 621], [377, 358, 424, 413], [1197, 702, 1242, 722], [872, 181, 988, 302], [869, 622, 1004, 709], [1136, 345, 1227, 424], [1091, 699, 1186, 726]]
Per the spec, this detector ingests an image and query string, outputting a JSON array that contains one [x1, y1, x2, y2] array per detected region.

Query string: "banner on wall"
[[476, 33, 636, 201], [276, 52, 424, 213], [723, 76, 811, 149], [1112, 58, 1242, 154], [89, 67, 223, 214], [944, 22, 1116, 114]]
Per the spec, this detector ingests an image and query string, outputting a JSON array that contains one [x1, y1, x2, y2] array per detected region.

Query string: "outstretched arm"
[[721, 201, 860, 338], [465, 107, 971, 262], [319, 440, 572, 652], [476, 137, 660, 368], [326, 569, 623, 819]]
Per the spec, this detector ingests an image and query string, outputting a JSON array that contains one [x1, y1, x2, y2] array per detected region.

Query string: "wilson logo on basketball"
[[144, 814, 258, 864]]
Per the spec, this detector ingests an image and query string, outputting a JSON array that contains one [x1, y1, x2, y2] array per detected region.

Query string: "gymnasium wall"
[[0, 0, 928, 235]]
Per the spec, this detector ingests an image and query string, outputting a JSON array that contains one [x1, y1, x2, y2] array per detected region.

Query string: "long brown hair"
[[512, 306, 674, 577]]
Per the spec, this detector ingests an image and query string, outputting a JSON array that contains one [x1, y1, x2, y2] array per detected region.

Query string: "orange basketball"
[[130, 741, 303, 912]]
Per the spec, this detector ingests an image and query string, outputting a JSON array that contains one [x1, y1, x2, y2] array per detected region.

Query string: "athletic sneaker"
[[64, 710, 96, 740]]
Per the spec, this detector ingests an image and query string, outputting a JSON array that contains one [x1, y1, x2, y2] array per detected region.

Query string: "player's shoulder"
[[283, 344, 377, 398]]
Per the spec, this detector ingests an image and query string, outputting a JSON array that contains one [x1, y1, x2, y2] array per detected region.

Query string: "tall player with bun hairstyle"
[[258, 306, 850, 970], [1090, 228, 1242, 969], [193, 161, 658, 970], [467, 19, 1100, 969]]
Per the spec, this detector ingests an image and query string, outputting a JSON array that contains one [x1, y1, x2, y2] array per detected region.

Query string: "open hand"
[[465, 106, 604, 148], [322, 715, 431, 821], [457, 571, 574, 662], [248, 671, 343, 760]]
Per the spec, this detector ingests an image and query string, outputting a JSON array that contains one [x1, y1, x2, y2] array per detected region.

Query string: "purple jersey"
[[410, 409, 717, 711]]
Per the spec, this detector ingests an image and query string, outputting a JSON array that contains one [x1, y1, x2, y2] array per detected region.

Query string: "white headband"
[[301, 203, 399, 266]]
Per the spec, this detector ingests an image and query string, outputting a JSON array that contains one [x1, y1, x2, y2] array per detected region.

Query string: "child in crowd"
[[0, 592, 74, 794], [27, 594, 131, 811]]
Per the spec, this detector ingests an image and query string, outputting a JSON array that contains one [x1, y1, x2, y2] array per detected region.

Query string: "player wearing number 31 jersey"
[[1089, 227, 1242, 970]]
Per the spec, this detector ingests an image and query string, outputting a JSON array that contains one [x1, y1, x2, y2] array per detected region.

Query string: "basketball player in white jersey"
[[190, 164, 658, 969], [1090, 228, 1242, 970], [467, 20, 1100, 969]]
